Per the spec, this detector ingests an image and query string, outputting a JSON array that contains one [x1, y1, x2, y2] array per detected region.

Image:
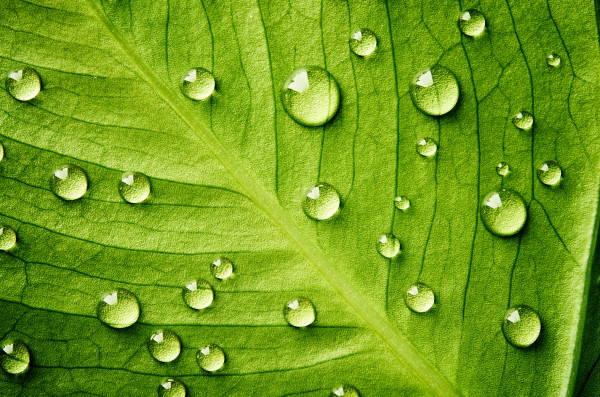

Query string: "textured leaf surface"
[[1, 0, 600, 396]]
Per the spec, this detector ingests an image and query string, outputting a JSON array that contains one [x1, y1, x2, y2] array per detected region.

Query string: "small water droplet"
[[6, 68, 41, 101], [547, 53, 561, 68], [302, 183, 341, 220], [349, 28, 377, 57], [181, 68, 215, 100], [512, 111, 534, 131], [211, 257, 234, 280], [332, 385, 360, 397], [158, 378, 186, 397], [97, 288, 140, 328], [405, 283, 435, 313], [119, 172, 151, 203], [496, 162, 510, 177], [502, 306, 541, 348], [148, 329, 181, 363], [410, 66, 459, 116], [537, 161, 562, 187], [458, 9, 486, 37], [376, 233, 401, 258], [394, 196, 411, 211], [0, 142, 4, 162], [182, 279, 214, 310], [0, 226, 17, 251], [0, 340, 30, 375], [281, 67, 340, 127], [284, 297, 316, 327], [480, 189, 527, 237], [416, 138, 438, 158], [197, 344, 225, 372], [51, 165, 88, 201]]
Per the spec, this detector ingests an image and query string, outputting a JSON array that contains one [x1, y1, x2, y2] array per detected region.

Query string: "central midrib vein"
[[84, 1, 461, 395]]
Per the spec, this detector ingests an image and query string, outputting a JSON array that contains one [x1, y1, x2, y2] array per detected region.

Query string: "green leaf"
[[1, 0, 599, 395]]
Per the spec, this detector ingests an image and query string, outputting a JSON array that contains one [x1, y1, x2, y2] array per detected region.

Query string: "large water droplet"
[[410, 66, 459, 116], [51, 165, 88, 201], [97, 288, 140, 328], [284, 297, 316, 327], [303, 183, 340, 221], [119, 172, 151, 203], [417, 138, 438, 158], [182, 279, 214, 310], [197, 344, 225, 372], [6, 68, 41, 101], [0, 340, 30, 375], [281, 67, 340, 127], [181, 68, 215, 100], [458, 9, 486, 37], [547, 53, 561, 68], [502, 306, 541, 348], [148, 329, 181, 363], [0, 226, 17, 251], [480, 189, 527, 237], [405, 283, 435, 313], [512, 111, 534, 131], [496, 162, 510, 177], [211, 257, 234, 280], [332, 385, 360, 397], [376, 233, 401, 258], [158, 378, 186, 397], [349, 28, 377, 57], [537, 161, 562, 187], [394, 196, 411, 211]]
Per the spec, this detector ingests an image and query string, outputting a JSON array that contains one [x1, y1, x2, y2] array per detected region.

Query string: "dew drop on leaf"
[[281, 66, 340, 127], [0, 340, 30, 375], [97, 288, 140, 328], [148, 329, 181, 363], [349, 28, 378, 57], [547, 53, 561, 68], [181, 68, 215, 101], [197, 344, 225, 372], [211, 257, 234, 280], [394, 196, 411, 211], [302, 183, 341, 221], [376, 233, 401, 259], [458, 9, 486, 37], [502, 306, 541, 348], [119, 172, 151, 203], [6, 67, 41, 101], [51, 164, 88, 201], [496, 162, 510, 177], [537, 161, 562, 187], [158, 378, 186, 397], [512, 111, 534, 131], [480, 189, 527, 237], [409, 66, 459, 116], [0, 226, 17, 251], [405, 283, 435, 313], [332, 385, 360, 397], [182, 279, 214, 310], [0, 142, 4, 162], [416, 138, 438, 158], [284, 297, 316, 327]]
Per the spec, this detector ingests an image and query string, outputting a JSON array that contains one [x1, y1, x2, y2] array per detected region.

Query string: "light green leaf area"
[[0, 0, 599, 396]]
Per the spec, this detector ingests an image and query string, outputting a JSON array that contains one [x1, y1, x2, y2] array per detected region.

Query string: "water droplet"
[[0, 340, 30, 375], [502, 306, 541, 348], [284, 297, 316, 327], [197, 344, 225, 372], [6, 68, 41, 101], [97, 288, 140, 328], [417, 138, 438, 158], [410, 66, 459, 116], [0, 142, 4, 162], [281, 66, 340, 127], [148, 329, 181, 363], [211, 257, 234, 280], [158, 378, 186, 397], [458, 9, 486, 37], [547, 53, 561, 68], [51, 165, 88, 201], [537, 161, 562, 187], [182, 279, 214, 310], [302, 183, 341, 221], [119, 172, 151, 203], [376, 233, 401, 259], [394, 196, 411, 211], [480, 189, 527, 237], [496, 162, 510, 177], [332, 385, 360, 397], [512, 111, 534, 131], [405, 283, 435, 313], [181, 68, 215, 100], [349, 28, 377, 57], [0, 226, 17, 251]]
